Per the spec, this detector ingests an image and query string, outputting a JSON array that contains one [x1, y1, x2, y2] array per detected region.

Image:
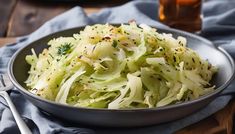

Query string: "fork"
[[0, 74, 32, 134]]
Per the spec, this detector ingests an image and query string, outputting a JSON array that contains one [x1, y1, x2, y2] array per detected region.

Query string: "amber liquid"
[[159, 0, 202, 32]]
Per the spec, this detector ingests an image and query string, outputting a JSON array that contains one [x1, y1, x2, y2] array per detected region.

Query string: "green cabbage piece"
[[25, 22, 217, 109]]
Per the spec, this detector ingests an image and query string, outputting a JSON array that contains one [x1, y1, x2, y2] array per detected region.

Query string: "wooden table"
[[0, 0, 234, 133]]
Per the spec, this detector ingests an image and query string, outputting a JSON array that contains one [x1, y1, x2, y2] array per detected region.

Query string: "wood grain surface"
[[175, 98, 235, 134], [7, 0, 72, 37], [6, 0, 130, 37], [0, 37, 16, 47], [0, 0, 17, 37]]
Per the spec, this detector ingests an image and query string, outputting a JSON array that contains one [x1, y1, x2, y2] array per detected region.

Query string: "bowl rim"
[[7, 24, 235, 112]]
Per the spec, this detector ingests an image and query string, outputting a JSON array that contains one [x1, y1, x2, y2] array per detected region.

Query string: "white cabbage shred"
[[25, 22, 217, 109]]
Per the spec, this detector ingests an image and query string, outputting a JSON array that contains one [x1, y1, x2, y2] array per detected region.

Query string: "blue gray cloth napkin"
[[1, 0, 235, 133]]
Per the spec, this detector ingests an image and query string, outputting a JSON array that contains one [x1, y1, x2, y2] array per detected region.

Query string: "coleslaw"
[[25, 23, 217, 109]]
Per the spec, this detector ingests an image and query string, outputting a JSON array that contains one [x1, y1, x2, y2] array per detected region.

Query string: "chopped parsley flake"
[[57, 43, 72, 55]]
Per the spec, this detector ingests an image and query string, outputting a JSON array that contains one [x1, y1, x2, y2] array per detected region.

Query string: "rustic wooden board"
[[7, 0, 130, 37], [0, 38, 16, 47], [0, 0, 17, 37], [7, 0, 71, 37], [175, 98, 235, 134]]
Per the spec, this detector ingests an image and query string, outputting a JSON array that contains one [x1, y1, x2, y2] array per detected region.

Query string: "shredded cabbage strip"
[[25, 23, 217, 109]]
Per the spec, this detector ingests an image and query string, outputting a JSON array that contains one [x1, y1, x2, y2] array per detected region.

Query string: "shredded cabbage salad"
[[25, 23, 217, 109]]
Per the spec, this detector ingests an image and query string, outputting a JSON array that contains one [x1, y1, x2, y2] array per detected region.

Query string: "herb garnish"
[[112, 40, 118, 48], [57, 43, 72, 55]]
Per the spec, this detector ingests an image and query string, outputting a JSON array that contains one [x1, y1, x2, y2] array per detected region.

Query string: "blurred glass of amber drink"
[[159, 0, 202, 32]]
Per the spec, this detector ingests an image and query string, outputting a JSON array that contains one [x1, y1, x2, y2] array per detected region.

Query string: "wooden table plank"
[[175, 98, 235, 134], [7, 0, 130, 37], [0, 0, 17, 37], [0, 37, 16, 47], [7, 0, 72, 37]]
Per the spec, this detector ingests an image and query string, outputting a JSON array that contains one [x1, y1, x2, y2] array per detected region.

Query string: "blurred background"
[[0, 0, 131, 37]]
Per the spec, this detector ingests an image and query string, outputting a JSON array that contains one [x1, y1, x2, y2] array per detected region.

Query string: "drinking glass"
[[159, 0, 202, 32]]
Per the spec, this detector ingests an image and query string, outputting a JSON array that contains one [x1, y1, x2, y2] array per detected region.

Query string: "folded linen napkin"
[[1, 0, 235, 133]]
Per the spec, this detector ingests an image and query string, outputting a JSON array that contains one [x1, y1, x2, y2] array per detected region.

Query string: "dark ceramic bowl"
[[8, 25, 235, 127]]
